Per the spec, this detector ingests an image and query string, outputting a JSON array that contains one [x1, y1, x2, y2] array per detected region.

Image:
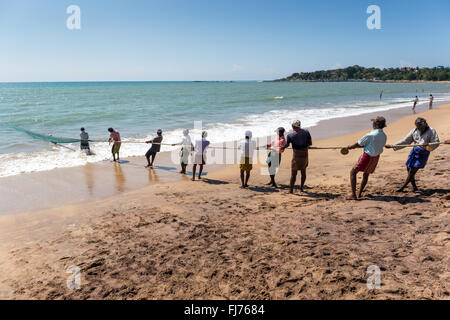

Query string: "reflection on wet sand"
[[113, 162, 126, 192], [148, 168, 160, 183], [83, 163, 95, 195]]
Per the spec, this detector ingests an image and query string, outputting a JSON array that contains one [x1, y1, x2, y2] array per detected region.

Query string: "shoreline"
[[0, 100, 445, 215], [0, 103, 448, 299], [267, 80, 450, 83]]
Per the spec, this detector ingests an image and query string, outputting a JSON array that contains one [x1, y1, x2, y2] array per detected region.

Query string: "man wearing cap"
[[145, 129, 163, 168], [239, 130, 257, 188], [282, 120, 312, 193], [386, 117, 440, 192], [346, 116, 387, 200]]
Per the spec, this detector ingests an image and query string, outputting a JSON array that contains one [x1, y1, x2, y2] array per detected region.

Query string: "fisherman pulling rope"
[[11, 115, 447, 195]]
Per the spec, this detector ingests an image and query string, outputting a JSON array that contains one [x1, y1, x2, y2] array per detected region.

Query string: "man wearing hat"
[[346, 116, 387, 200], [386, 117, 440, 192], [145, 129, 163, 168], [282, 120, 312, 193]]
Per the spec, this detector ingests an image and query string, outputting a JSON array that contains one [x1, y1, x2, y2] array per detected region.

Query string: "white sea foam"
[[1, 94, 449, 177]]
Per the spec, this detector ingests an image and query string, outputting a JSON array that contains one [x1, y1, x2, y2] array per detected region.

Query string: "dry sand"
[[0, 104, 448, 300]]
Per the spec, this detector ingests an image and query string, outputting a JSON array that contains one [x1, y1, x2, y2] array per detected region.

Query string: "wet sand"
[[0, 103, 448, 299]]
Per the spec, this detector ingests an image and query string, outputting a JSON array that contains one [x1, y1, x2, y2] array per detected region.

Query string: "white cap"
[[245, 130, 252, 138]]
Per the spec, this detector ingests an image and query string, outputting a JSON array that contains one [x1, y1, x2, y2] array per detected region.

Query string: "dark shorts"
[[354, 152, 380, 174], [80, 142, 90, 150], [291, 149, 308, 171], [145, 149, 157, 158]]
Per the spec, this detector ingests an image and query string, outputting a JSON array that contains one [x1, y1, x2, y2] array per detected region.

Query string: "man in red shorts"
[[346, 117, 387, 200]]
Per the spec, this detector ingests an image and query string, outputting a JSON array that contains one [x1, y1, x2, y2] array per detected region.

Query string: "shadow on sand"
[[201, 178, 229, 185], [363, 194, 430, 204], [247, 186, 279, 193], [419, 188, 450, 197]]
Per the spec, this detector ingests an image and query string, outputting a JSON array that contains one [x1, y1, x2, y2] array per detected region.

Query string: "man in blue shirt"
[[346, 116, 387, 200], [282, 120, 312, 193]]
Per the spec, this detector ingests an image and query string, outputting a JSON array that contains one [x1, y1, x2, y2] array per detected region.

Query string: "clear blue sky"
[[1, 0, 449, 81]]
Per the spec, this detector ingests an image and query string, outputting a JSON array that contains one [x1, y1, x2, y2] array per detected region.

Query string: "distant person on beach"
[[145, 129, 163, 168], [412, 96, 419, 113], [386, 117, 440, 192], [172, 129, 193, 174], [282, 120, 312, 193], [346, 117, 387, 200], [80, 127, 91, 155], [192, 131, 210, 181], [108, 128, 121, 162], [266, 127, 286, 188], [379, 90, 383, 100], [429, 94, 434, 109], [239, 130, 257, 188]]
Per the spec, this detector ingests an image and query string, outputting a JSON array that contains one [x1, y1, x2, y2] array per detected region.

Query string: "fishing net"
[[12, 126, 81, 144]]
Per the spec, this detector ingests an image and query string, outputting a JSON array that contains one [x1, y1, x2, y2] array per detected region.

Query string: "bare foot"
[[346, 195, 358, 200], [396, 188, 405, 193]]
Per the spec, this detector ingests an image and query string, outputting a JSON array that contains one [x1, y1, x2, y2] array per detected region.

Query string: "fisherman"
[[385, 117, 440, 192], [145, 129, 163, 168], [412, 96, 419, 113], [266, 127, 286, 188], [281, 120, 312, 193], [429, 94, 434, 109], [80, 127, 91, 155], [192, 131, 210, 181], [108, 128, 121, 162], [172, 129, 193, 174], [239, 130, 257, 188], [346, 117, 387, 200]]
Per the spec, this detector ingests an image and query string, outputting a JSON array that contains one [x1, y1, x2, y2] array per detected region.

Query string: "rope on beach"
[[389, 142, 443, 148]]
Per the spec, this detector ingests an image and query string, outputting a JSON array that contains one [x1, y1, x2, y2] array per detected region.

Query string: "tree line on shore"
[[277, 65, 450, 82]]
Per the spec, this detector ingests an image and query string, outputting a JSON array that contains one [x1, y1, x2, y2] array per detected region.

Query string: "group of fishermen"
[[79, 116, 446, 198]]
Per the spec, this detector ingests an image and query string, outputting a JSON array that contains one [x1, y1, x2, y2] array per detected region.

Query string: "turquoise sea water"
[[1, 81, 450, 176]]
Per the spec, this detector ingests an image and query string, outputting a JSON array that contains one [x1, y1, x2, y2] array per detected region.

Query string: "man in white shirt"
[[172, 129, 193, 174], [429, 94, 434, 109], [239, 130, 257, 188], [346, 116, 387, 200], [386, 117, 440, 192]]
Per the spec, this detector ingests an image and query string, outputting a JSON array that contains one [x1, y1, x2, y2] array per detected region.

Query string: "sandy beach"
[[0, 103, 448, 300]]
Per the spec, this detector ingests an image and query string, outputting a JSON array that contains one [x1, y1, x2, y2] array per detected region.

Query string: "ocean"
[[1, 81, 450, 177]]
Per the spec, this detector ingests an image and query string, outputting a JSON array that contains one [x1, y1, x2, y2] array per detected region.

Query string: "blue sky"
[[1, 0, 449, 81]]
